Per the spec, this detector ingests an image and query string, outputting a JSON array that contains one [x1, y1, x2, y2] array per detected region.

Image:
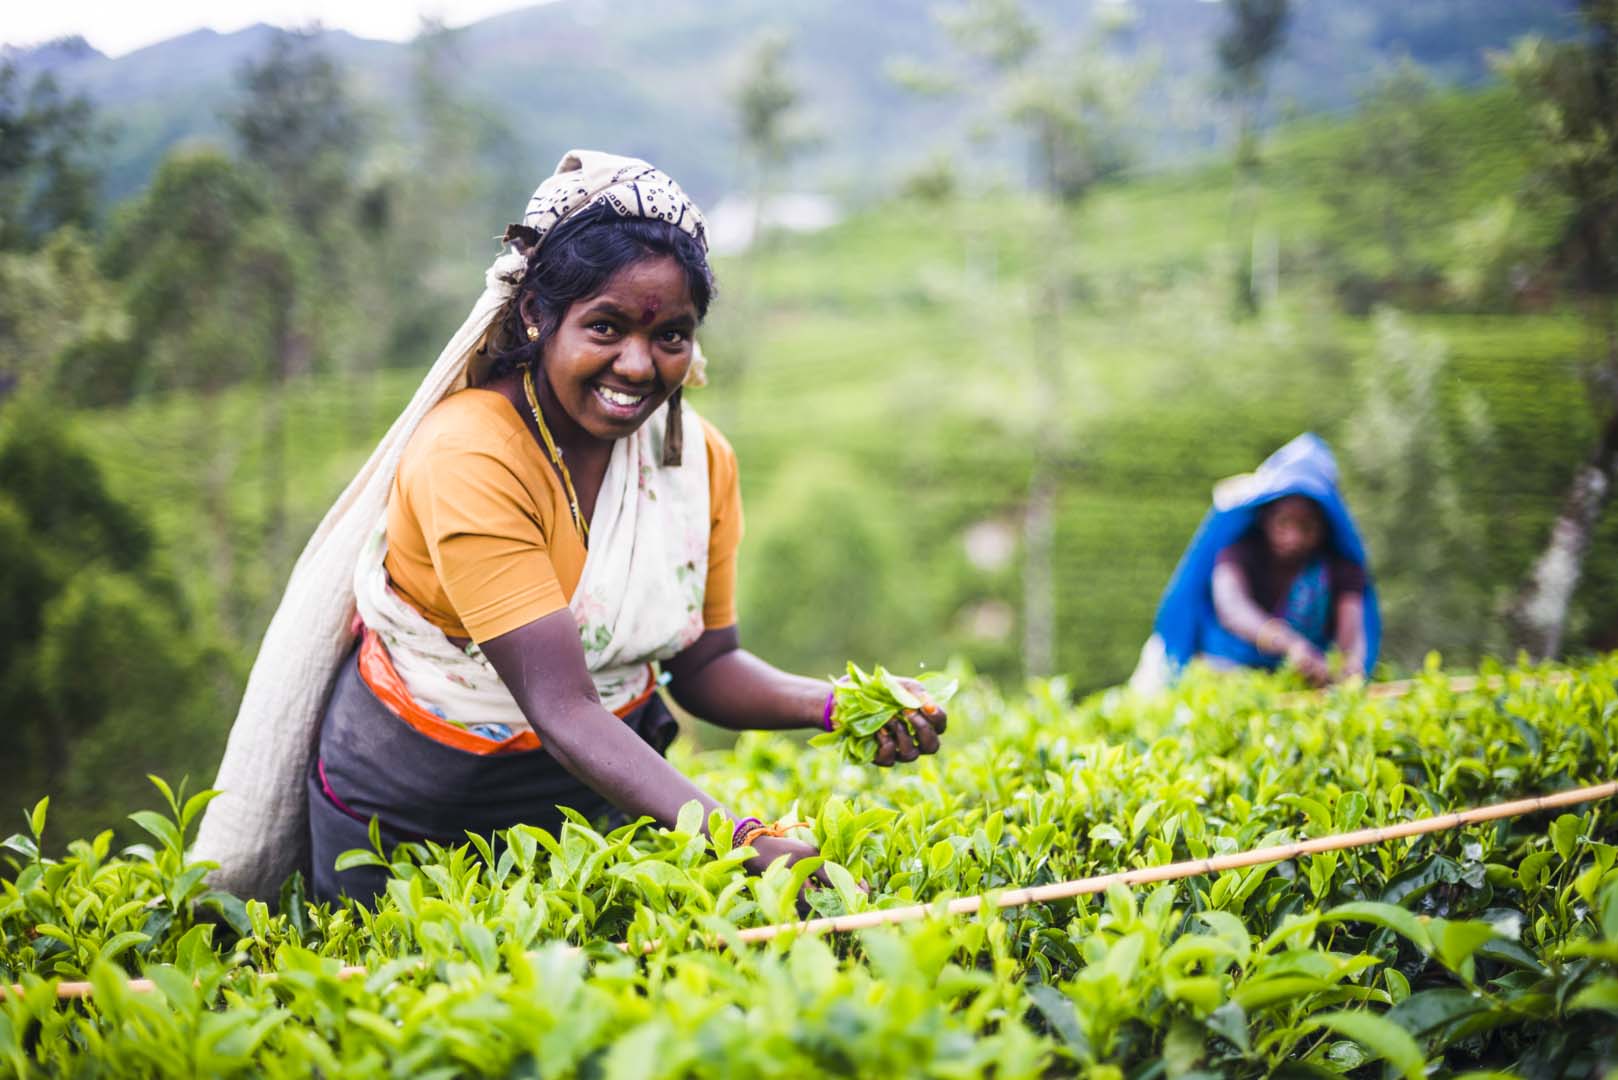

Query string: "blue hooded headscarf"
[[1151, 433, 1380, 674]]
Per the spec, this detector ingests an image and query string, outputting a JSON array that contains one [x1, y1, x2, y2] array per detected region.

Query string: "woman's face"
[[1261, 495, 1326, 561], [528, 255, 697, 442]]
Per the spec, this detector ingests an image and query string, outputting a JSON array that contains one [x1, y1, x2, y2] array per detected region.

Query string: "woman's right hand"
[[1285, 637, 1331, 686], [747, 834, 841, 903]]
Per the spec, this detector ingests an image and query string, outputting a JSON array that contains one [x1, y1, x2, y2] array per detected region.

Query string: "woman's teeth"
[[596, 386, 645, 408]]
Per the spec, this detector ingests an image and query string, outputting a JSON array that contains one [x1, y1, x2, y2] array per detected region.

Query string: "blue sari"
[[1151, 434, 1380, 675]]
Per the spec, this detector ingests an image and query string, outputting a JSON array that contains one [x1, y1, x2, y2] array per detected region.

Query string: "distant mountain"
[[4, 0, 1582, 211], [2, 34, 105, 70]]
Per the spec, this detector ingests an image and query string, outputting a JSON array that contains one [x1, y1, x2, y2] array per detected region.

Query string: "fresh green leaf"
[[1304, 1011, 1426, 1080]]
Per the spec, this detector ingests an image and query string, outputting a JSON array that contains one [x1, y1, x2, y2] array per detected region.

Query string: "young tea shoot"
[[809, 662, 959, 764]]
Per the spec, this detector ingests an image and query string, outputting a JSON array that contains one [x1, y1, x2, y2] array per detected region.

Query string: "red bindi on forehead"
[[637, 298, 662, 326]]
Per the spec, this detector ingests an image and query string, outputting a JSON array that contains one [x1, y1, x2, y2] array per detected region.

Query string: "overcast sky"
[[3, 1, 548, 58]]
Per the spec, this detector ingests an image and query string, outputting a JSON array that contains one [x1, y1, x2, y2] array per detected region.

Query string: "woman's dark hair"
[[1258, 494, 1325, 524], [484, 202, 716, 384]]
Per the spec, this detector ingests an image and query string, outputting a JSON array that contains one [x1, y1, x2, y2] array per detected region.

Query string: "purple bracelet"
[[732, 817, 763, 850], [821, 687, 838, 732]]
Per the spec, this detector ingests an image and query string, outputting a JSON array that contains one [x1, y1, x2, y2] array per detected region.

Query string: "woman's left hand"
[[871, 679, 947, 767]]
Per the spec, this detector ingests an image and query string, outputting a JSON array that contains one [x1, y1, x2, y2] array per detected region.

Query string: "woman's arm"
[[1211, 560, 1330, 685], [481, 611, 723, 826], [478, 611, 814, 870], [1333, 591, 1367, 678], [663, 626, 944, 765], [663, 626, 825, 732]]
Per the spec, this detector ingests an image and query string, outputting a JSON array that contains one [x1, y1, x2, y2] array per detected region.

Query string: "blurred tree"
[[1216, 0, 1290, 317], [0, 228, 129, 403], [728, 30, 817, 389], [381, 17, 528, 368], [735, 30, 815, 195], [926, 0, 1137, 205], [226, 28, 365, 239], [0, 60, 100, 252], [1342, 311, 1498, 663], [105, 149, 306, 635], [1498, 1, 1618, 658], [1318, 64, 1460, 311], [107, 150, 280, 394], [0, 62, 111, 406], [226, 26, 368, 384], [229, 27, 397, 602], [0, 404, 222, 842], [898, 0, 1142, 679]]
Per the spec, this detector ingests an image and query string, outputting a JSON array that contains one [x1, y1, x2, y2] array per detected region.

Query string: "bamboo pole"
[[1276, 669, 1571, 708], [36, 964, 371, 1002], [22, 778, 1614, 1001], [731, 778, 1617, 944]]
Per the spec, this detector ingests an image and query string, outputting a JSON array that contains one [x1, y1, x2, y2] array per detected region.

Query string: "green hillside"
[[7, 0, 1581, 207], [68, 84, 1608, 711]]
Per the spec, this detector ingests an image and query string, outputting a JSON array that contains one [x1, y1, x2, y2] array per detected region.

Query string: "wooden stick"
[[20, 778, 1612, 1001], [732, 778, 1618, 944], [1277, 670, 1570, 708], [37, 964, 371, 1002]]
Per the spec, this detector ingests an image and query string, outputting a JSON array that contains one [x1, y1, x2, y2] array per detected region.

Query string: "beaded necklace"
[[522, 367, 590, 544]]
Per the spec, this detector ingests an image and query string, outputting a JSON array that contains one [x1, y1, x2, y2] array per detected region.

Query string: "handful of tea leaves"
[[809, 662, 959, 764]]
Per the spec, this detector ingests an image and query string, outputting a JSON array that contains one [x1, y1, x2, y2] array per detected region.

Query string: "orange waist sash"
[[355, 628, 658, 756]]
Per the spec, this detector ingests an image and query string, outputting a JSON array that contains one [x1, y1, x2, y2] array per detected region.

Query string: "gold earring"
[[525, 325, 540, 342]]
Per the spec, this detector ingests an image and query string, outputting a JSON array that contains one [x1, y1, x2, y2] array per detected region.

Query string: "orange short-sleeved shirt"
[[383, 388, 743, 643]]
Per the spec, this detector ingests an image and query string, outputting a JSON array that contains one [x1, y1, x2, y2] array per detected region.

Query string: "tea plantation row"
[[3, 656, 1616, 1077]]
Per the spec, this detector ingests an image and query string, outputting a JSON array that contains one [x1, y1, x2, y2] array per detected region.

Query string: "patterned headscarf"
[[471, 149, 712, 389], [517, 149, 708, 254]]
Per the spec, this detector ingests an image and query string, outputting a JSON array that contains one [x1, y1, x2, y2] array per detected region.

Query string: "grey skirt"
[[307, 647, 677, 905]]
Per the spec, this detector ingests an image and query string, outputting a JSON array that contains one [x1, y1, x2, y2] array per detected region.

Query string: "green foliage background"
[[2, 15, 1616, 846]]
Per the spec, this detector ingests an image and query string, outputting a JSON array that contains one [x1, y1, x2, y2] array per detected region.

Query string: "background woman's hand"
[[1285, 638, 1331, 687], [872, 679, 947, 767]]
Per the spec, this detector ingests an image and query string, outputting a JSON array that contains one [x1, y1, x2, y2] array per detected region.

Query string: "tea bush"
[[3, 655, 1617, 1078]]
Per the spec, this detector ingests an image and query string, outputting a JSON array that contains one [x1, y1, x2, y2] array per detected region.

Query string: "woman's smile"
[[592, 381, 652, 417]]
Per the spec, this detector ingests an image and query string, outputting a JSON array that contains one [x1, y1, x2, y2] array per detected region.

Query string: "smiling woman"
[[189, 151, 946, 905]]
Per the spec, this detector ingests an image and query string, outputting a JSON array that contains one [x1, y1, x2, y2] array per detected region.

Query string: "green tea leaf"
[[334, 849, 389, 872], [128, 810, 181, 854], [195, 890, 253, 937], [1162, 1016, 1204, 1075], [1193, 910, 1252, 970], [1387, 988, 1488, 1037], [1304, 1011, 1425, 1080], [173, 923, 215, 974], [1568, 978, 1618, 1014], [1334, 791, 1367, 832], [1026, 983, 1091, 1056], [1320, 901, 1434, 954], [917, 673, 959, 704], [96, 930, 150, 965], [675, 800, 704, 838], [1430, 919, 1497, 980], [179, 789, 219, 832], [1550, 814, 1582, 862], [28, 797, 48, 840], [878, 667, 921, 709], [1205, 1001, 1250, 1053]]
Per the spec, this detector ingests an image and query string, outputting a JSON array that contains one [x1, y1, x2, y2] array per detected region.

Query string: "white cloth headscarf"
[[191, 150, 709, 900]]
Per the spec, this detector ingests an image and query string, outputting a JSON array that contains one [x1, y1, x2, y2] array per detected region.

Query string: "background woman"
[[1131, 433, 1380, 692], [1207, 493, 1368, 685]]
